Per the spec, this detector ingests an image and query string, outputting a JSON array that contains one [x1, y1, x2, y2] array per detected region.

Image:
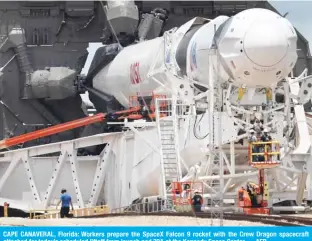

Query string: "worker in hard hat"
[[261, 128, 273, 161], [253, 119, 263, 133], [246, 182, 258, 207], [141, 105, 149, 120], [261, 128, 272, 142], [247, 182, 259, 191], [248, 129, 258, 162], [191, 189, 203, 212], [248, 129, 257, 143]]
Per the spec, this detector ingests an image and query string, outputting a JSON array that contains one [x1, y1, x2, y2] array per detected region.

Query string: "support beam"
[[21, 152, 41, 204], [68, 148, 85, 208], [43, 145, 69, 209], [0, 156, 20, 193], [88, 138, 115, 207]]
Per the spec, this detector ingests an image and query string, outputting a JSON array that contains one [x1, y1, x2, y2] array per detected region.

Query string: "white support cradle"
[[0, 110, 310, 211]]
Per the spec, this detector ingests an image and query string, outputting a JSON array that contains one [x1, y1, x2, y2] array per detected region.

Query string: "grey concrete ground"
[[0, 216, 270, 226]]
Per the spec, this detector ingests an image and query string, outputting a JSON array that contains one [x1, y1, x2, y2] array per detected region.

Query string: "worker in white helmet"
[[191, 189, 203, 212], [253, 119, 263, 133], [248, 129, 257, 143], [261, 128, 272, 142], [246, 182, 259, 207], [261, 128, 273, 161], [248, 129, 259, 162]]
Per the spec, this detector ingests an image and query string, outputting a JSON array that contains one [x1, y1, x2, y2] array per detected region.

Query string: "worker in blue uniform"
[[191, 190, 203, 212], [56, 188, 74, 218]]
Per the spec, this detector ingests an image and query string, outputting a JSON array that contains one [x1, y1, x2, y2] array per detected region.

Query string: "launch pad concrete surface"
[[0, 216, 270, 226]]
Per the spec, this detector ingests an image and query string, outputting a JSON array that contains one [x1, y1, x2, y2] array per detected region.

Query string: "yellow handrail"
[[249, 141, 281, 164], [29, 205, 110, 219], [251, 141, 280, 145], [264, 143, 267, 161], [251, 152, 280, 156]]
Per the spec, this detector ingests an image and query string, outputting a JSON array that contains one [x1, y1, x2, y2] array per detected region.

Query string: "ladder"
[[155, 98, 182, 200]]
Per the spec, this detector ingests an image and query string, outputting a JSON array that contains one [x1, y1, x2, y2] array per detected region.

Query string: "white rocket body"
[[92, 8, 298, 108], [93, 37, 164, 107]]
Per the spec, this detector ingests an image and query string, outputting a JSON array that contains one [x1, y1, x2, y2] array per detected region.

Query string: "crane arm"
[[0, 106, 144, 150]]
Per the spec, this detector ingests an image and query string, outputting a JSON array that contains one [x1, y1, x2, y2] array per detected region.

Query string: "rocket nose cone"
[[243, 19, 288, 67]]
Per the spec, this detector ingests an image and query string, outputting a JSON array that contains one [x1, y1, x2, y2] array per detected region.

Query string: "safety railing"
[[29, 205, 109, 219], [154, 98, 190, 119], [248, 141, 280, 169], [128, 92, 169, 120], [29, 209, 59, 219], [110, 199, 174, 214], [129, 92, 168, 109]]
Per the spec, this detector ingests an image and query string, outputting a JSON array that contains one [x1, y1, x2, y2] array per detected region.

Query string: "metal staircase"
[[155, 98, 182, 200]]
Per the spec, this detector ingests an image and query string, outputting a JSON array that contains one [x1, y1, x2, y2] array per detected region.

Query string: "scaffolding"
[[208, 24, 224, 226]]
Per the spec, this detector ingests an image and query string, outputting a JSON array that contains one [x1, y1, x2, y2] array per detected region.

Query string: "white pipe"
[[202, 206, 237, 212], [207, 165, 254, 171], [203, 192, 237, 199], [199, 171, 258, 181], [272, 206, 310, 212], [200, 206, 310, 213]]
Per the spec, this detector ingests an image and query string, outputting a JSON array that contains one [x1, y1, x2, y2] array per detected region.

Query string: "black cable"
[[193, 113, 209, 140]]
